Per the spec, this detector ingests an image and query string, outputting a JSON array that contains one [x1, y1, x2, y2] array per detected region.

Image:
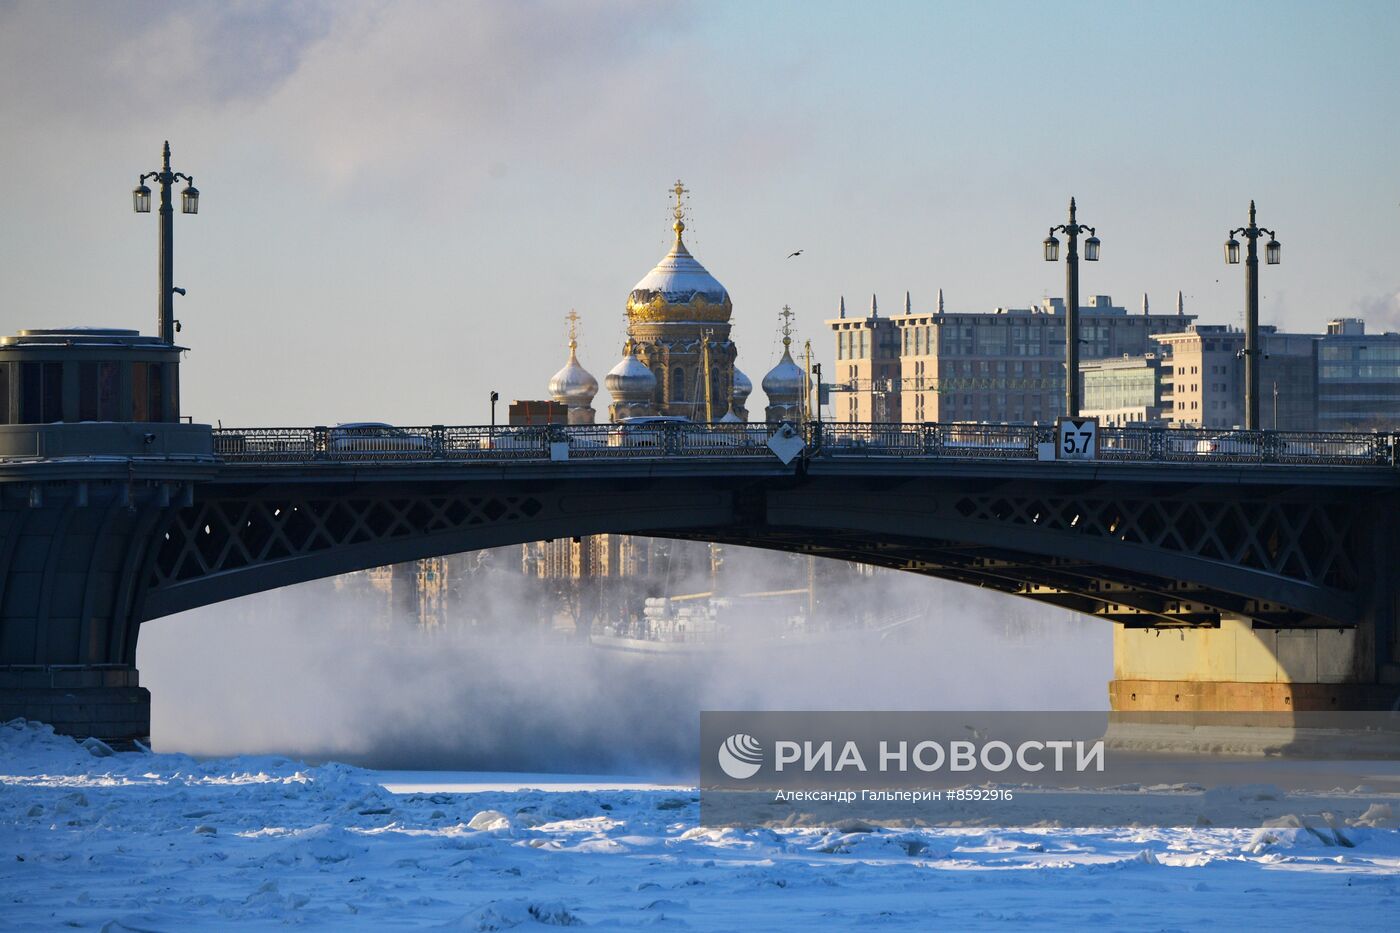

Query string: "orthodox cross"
[[671, 179, 689, 234]]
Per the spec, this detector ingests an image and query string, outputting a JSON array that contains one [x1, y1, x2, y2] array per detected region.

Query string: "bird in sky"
[[787, 249, 803, 259]]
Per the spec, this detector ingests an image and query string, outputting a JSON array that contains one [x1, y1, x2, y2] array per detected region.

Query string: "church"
[[526, 181, 811, 626], [544, 180, 805, 429]]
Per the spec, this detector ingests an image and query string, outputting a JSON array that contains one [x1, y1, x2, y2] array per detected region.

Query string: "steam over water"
[[138, 552, 1111, 776]]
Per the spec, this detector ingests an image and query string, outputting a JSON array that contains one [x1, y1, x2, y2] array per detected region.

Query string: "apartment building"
[[826, 293, 1195, 423], [1152, 324, 1316, 430]]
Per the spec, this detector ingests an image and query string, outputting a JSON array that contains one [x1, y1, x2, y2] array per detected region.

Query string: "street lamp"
[[1224, 200, 1280, 430], [1043, 197, 1100, 418], [133, 140, 199, 344]]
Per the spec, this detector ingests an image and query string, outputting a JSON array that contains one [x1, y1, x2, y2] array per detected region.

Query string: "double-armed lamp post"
[[1043, 197, 1101, 419], [1224, 200, 1281, 430], [132, 141, 199, 345]]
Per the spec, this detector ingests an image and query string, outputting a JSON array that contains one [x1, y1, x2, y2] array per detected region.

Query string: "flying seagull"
[[787, 249, 804, 259]]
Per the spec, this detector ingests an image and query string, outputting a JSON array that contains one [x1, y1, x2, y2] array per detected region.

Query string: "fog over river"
[[139, 553, 1111, 774]]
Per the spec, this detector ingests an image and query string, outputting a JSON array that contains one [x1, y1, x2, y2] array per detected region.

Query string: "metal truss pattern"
[[138, 468, 1377, 632], [150, 492, 544, 586], [949, 491, 1358, 591]]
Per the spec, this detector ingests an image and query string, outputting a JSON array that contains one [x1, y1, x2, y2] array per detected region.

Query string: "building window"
[[20, 361, 64, 424], [133, 362, 164, 422], [671, 367, 686, 401], [78, 361, 121, 421]]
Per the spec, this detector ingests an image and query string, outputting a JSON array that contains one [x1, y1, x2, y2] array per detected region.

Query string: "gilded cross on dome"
[[671, 179, 689, 234], [779, 304, 795, 347], [565, 309, 581, 347]]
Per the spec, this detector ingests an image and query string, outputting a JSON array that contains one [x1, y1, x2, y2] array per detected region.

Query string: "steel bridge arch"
[[133, 463, 1383, 664]]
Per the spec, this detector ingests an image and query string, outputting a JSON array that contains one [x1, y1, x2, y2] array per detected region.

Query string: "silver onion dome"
[[548, 340, 599, 407], [605, 345, 657, 402], [731, 366, 752, 405], [761, 347, 805, 404]]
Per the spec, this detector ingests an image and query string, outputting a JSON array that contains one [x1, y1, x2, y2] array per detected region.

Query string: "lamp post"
[[1224, 200, 1280, 431], [1043, 197, 1100, 418], [132, 141, 199, 345], [489, 390, 499, 430]]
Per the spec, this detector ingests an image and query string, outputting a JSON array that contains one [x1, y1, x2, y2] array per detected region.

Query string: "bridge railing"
[[815, 422, 1046, 459], [212, 422, 780, 463], [1095, 426, 1394, 466], [207, 423, 1398, 468]]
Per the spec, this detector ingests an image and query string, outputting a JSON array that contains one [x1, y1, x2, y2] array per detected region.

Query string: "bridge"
[[1, 418, 1398, 745]]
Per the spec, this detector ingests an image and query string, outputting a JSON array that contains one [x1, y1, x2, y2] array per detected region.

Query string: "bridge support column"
[[1109, 616, 1400, 716], [0, 476, 191, 747], [0, 669, 149, 749]]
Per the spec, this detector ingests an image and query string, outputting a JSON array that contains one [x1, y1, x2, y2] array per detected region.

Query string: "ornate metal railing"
[[209, 422, 1399, 468]]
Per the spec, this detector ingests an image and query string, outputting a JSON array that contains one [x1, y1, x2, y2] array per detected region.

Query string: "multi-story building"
[[1315, 318, 1400, 431], [522, 534, 657, 580], [1152, 324, 1316, 430], [1080, 353, 1171, 426], [826, 292, 1195, 423]]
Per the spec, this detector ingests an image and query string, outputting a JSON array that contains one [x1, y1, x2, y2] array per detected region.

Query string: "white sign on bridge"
[[1057, 417, 1097, 461]]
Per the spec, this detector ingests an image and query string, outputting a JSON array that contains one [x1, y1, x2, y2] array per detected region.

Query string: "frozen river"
[[3, 719, 1398, 931]]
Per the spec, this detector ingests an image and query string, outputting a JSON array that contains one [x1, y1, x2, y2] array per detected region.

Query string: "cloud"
[[0, 0, 336, 130], [1354, 287, 1400, 332]]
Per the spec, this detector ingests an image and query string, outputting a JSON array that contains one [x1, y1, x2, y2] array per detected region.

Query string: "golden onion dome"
[[626, 181, 731, 325]]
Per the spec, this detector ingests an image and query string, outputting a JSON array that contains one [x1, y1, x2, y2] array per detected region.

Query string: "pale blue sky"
[[1, 0, 1397, 425]]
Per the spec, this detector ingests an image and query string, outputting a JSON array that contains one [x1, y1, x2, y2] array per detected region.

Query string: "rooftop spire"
[[670, 179, 688, 238], [838, 295, 846, 319], [937, 288, 945, 313], [904, 291, 912, 315], [870, 293, 878, 318], [1177, 290, 1185, 316], [1141, 292, 1149, 316]]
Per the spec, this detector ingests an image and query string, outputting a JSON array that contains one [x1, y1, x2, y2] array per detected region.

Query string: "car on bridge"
[[328, 423, 430, 455], [1175, 430, 1383, 464], [608, 416, 751, 453]]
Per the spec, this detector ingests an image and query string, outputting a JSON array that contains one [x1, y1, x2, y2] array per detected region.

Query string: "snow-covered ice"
[[3, 718, 1398, 930]]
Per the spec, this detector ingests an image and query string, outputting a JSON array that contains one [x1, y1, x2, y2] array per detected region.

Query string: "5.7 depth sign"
[[1057, 417, 1097, 460]]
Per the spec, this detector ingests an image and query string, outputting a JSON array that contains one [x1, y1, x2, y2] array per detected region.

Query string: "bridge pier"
[[1109, 616, 1399, 715], [0, 671, 148, 749], [0, 454, 212, 746]]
